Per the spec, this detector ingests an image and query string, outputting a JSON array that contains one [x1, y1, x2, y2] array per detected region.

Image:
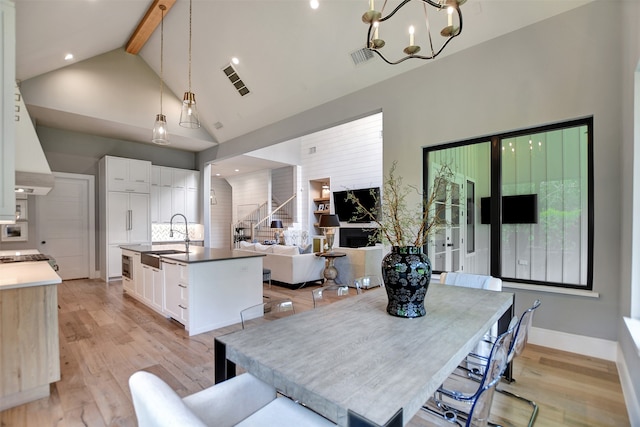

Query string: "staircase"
[[232, 194, 296, 247]]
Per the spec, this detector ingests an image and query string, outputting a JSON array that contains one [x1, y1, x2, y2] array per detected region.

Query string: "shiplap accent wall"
[[299, 113, 383, 235], [224, 113, 382, 238], [226, 169, 270, 223], [271, 166, 294, 206]]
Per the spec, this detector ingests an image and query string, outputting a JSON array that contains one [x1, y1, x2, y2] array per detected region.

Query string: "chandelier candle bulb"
[[409, 25, 415, 45], [448, 7, 453, 26], [370, 0, 374, 11]]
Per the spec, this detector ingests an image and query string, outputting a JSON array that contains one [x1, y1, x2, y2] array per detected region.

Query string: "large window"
[[424, 118, 593, 289]]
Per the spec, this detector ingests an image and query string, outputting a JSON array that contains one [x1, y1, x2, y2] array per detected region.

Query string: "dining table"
[[214, 283, 514, 427]]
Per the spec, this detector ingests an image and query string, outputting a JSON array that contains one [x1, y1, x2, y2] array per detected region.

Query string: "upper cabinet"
[[151, 165, 200, 224], [0, 1, 16, 223], [106, 156, 151, 193]]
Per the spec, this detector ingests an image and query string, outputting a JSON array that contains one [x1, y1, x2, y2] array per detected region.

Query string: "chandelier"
[[363, 0, 465, 65]]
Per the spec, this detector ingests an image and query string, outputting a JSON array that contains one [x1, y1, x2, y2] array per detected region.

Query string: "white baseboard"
[[617, 344, 640, 427], [528, 326, 618, 361]]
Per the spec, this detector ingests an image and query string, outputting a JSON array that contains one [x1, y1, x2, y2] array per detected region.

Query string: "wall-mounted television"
[[480, 194, 538, 224], [333, 187, 380, 223]]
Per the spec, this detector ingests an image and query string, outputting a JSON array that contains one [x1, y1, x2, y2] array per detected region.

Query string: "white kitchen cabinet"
[[133, 252, 143, 297], [106, 156, 150, 193], [142, 264, 163, 312], [0, 1, 15, 223], [162, 259, 188, 326], [150, 167, 160, 223], [149, 166, 200, 224], [99, 156, 152, 281], [107, 192, 150, 244]]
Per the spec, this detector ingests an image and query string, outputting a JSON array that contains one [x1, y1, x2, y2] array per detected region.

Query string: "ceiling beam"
[[125, 0, 176, 55]]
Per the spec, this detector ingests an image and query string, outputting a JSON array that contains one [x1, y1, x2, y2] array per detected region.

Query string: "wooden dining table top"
[[215, 283, 514, 426]]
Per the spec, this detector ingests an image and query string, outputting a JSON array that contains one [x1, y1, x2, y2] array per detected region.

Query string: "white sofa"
[[234, 242, 325, 287]]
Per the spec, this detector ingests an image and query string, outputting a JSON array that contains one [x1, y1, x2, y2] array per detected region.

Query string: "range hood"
[[15, 87, 54, 196]]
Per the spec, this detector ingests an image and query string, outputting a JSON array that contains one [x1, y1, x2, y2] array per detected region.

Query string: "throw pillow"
[[298, 244, 312, 254]]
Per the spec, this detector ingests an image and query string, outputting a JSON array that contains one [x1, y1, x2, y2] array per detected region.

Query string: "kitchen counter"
[[0, 261, 62, 290], [0, 258, 61, 411], [120, 244, 265, 264], [120, 244, 265, 336]]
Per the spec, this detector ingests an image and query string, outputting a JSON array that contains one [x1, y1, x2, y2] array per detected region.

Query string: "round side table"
[[316, 251, 346, 286]]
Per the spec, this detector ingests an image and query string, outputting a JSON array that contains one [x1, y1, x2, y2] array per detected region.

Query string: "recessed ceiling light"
[[231, 57, 239, 65], [215, 173, 221, 176], [64, 53, 74, 61], [310, 0, 319, 9], [234, 169, 240, 172]]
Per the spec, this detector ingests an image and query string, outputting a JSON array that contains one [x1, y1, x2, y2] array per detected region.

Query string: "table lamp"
[[318, 214, 340, 252], [270, 220, 284, 244]]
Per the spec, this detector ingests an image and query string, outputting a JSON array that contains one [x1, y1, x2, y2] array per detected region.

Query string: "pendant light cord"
[[188, 0, 192, 92], [160, 4, 165, 115]]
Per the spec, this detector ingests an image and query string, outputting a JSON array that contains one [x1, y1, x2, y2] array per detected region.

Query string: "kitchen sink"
[[148, 249, 186, 255]]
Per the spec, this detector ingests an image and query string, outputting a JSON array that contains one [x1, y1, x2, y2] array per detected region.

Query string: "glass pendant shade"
[[179, 91, 200, 128], [152, 114, 169, 145]]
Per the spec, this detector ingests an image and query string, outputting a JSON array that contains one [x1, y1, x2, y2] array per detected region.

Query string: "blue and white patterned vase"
[[381, 246, 432, 318]]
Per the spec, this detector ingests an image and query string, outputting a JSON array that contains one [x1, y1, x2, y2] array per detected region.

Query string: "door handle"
[[447, 243, 454, 247]]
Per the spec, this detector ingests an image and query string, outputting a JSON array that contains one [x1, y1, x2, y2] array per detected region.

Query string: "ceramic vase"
[[381, 246, 432, 318]]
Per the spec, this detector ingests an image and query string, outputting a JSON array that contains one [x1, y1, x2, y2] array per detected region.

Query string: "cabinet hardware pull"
[[178, 304, 187, 309], [178, 284, 187, 288], [162, 261, 177, 265]]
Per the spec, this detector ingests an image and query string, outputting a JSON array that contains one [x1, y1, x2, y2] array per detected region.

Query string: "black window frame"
[[423, 117, 594, 290]]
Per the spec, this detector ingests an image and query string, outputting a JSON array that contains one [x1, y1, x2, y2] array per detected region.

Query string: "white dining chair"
[[129, 371, 336, 427]]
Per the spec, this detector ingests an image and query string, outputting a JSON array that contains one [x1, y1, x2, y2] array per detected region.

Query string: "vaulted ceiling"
[[15, 0, 592, 154]]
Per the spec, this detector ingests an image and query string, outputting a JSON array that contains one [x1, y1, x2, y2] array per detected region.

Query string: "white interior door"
[[36, 173, 95, 280]]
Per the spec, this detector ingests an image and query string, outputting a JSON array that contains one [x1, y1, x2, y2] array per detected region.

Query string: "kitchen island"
[[120, 245, 265, 336], [0, 257, 62, 411]]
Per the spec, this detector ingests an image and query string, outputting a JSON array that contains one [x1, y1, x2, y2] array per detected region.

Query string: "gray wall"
[[38, 126, 197, 173], [620, 0, 640, 414], [197, 1, 640, 410], [198, 2, 623, 341], [34, 125, 198, 267]]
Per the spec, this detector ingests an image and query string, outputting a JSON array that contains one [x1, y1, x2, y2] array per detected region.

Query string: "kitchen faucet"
[[169, 213, 190, 253]]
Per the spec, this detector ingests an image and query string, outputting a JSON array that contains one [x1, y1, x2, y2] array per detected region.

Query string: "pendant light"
[[152, 4, 170, 144], [179, 0, 200, 128]]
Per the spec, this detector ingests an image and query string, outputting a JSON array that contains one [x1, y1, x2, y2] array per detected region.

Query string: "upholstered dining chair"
[[129, 371, 336, 427], [240, 299, 295, 329], [421, 316, 518, 427], [311, 284, 360, 308]]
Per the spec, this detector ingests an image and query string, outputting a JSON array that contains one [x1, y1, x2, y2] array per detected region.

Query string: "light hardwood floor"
[[0, 278, 631, 427]]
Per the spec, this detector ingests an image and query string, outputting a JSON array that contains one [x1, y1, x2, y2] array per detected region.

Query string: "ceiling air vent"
[[350, 48, 375, 66], [222, 64, 251, 96]]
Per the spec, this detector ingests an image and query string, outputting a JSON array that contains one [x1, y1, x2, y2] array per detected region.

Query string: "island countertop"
[[0, 261, 62, 291], [120, 244, 265, 264]]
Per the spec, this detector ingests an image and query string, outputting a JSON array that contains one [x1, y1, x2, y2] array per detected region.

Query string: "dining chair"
[[353, 275, 383, 291], [311, 284, 360, 308], [463, 299, 542, 427], [129, 371, 336, 427], [240, 299, 295, 329], [421, 316, 518, 427]]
